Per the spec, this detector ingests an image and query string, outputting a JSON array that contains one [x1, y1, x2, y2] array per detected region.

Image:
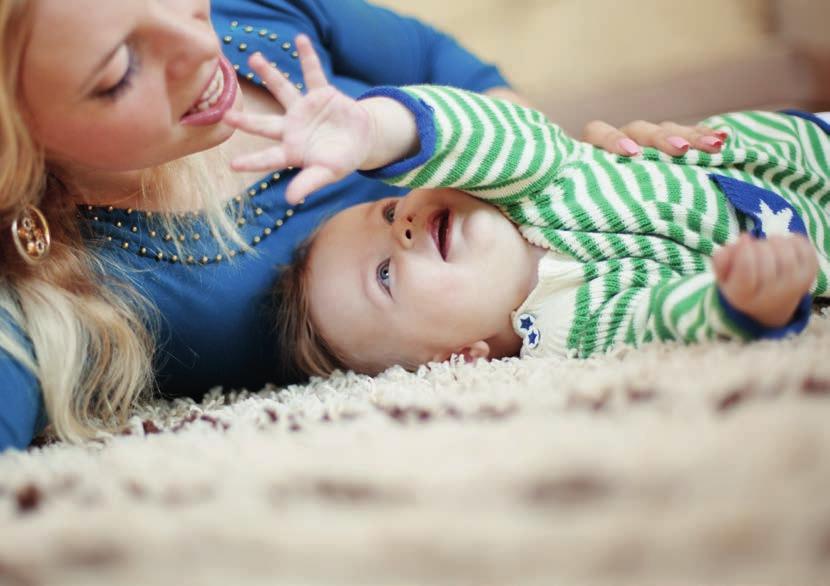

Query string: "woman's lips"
[[180, 56, 238, 126], [428, 209, 452, 261]]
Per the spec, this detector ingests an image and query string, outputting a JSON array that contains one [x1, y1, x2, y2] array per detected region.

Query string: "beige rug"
[[2, 310, 830, 586]]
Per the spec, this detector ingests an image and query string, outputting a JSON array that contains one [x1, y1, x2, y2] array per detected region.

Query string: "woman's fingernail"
[[701, 136, 723, 149], [618, 138, 641, 156], [667, 136, 690, 151]]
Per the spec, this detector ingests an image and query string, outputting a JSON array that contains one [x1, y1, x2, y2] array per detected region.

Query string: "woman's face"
[[20, 0, 242, 172]]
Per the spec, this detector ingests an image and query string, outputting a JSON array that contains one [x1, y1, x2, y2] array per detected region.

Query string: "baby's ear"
[[433, 340, 490, 364]]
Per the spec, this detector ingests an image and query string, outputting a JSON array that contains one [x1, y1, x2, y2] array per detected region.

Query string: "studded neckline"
[[78, 169, 304, 266]]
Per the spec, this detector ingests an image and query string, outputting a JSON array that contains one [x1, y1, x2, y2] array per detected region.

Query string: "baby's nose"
[[396, 214, 416, 249]]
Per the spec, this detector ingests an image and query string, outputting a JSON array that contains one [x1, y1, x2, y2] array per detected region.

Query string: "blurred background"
[[376, 0, 830, 135]]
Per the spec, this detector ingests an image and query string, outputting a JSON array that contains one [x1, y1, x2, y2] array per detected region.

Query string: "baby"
[[224, 37, 829, 380]]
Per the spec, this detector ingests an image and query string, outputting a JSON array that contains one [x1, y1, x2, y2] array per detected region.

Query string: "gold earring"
[[11, 205, 51, 264]]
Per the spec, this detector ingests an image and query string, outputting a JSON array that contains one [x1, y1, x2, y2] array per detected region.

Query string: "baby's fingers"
[[230, 145, 288, 173], [723, 235, 759, 299], [295, 34, 328, 91], [286, 166, 338, 205], [249, 52, 300, 109], [223, 111, 284, 140]]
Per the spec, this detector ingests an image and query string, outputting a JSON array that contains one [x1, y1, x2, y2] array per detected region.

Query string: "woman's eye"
[[95, 46, 139, 101], [376, 259, 392, 292], [383, 202, 396, 224]]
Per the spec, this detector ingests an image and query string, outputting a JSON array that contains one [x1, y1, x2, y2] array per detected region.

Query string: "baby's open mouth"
[[429, 209, 452, 261]]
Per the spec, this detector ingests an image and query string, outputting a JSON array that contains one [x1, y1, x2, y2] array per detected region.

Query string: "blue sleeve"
[[292, 0, 509, 91], [0, 315, 46, 453]]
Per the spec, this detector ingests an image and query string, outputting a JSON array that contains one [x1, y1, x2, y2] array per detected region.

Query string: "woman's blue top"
[[0, 0, 509, 451]]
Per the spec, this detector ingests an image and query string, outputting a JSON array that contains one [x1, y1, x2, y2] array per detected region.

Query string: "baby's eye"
[[383, 202, 396, 224], [376, 259, 391, 292]]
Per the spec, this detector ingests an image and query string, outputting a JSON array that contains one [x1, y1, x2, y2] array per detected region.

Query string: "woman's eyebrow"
[[80, 41, 123, 95]]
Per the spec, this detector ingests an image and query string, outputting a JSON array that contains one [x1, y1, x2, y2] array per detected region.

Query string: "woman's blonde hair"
[[273, 237, 348, 383], [0, 0, 244, 443]]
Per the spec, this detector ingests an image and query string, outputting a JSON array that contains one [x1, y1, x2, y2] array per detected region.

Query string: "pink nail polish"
[[667, 136, 690, 151], [618, 138, 641, 156], [701, 136, 723, 149], [714, 130, 728, 140]]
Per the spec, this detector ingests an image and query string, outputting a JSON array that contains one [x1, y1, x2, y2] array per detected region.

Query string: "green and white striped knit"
[[375, 86, 830, 358]]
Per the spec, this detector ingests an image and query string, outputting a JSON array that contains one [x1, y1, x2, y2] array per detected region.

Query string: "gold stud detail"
[[291, 51, 298, 58], [263, 227, 272, 235], [115, 221, 123, 228], [186, 256, 195, 264], [268, 33, 278, 41], [122, 242, 130, 250], [281, 42, 290, 50], [163, 234, 173, 242], [178, 235, 186, 242], [93, 216, 99, 222], [192, 233, 201, 241], [229, 250, 237, 258], [156, 252, 165, 261], [139, 247, 147, 256], [253, 236, 261, 244], [255, 208, 263, 216], [106, 236, 113, 242], [295, 83, 304, 90], [126, 208, 133, 215], [146, 212, 154, 219], [286, 209, 294, 217], [130, 226, 138, 233], [283, 71, 290, 79], [223, 35, 232, 44], [243, 25, 253, 33], [215, 255, 223, 262], [273, 172, 281, 180], [239, 43, 248, 52], [237, 218, 247, 226], [259, 29, 267, 37], [11, 205, 51, 264], [245, 72, 255, 80], [275, 219, 283, 227], [171, 255, 179, 263], [248, 188, 257, 197], [230, 20, 239, 28], [200, 256, 209, 264], [107, 206, 114, 212], [149, 230, 157, 238], [259, 182, 269, 191], [233, 64, 240, 71], [87, 205, 93, 211]]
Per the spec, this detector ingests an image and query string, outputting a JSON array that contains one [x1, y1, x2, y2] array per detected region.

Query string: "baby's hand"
[[223, 35, 373, 203], [713, 233, 817, 327]]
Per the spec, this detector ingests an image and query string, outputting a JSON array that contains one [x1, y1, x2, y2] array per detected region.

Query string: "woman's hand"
[[582, 119, 727, 158], [223, 35, 373, 204]]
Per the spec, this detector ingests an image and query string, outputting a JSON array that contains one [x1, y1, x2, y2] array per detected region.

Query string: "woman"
[[0, 0, 724, 451]]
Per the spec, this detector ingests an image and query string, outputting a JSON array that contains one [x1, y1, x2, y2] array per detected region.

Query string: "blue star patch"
[[710, 174, 807, 238]]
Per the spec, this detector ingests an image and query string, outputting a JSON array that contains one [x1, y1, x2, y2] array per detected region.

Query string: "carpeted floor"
[[2, 310, 830, 585]]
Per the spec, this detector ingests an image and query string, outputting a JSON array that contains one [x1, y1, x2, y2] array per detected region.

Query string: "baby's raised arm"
[[224, 34, 423, 204]]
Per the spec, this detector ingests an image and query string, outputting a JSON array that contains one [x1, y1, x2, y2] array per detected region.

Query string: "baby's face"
[[307, 187, 539, 374]]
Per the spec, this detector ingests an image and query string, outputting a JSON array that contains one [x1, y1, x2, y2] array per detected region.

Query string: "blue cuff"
[[779, 109, 830, 135], [717, 289, 812, 340], [357, 87, 437, 180]]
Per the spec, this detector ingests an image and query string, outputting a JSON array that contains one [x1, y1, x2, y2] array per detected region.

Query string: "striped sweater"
[[360, 86, 830, 358]]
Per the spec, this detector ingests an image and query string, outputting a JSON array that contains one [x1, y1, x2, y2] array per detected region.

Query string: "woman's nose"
[[149, 4, 218, 81]]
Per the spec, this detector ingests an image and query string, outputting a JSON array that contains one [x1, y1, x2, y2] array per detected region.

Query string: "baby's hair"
[[273, 235, 349, 383]]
